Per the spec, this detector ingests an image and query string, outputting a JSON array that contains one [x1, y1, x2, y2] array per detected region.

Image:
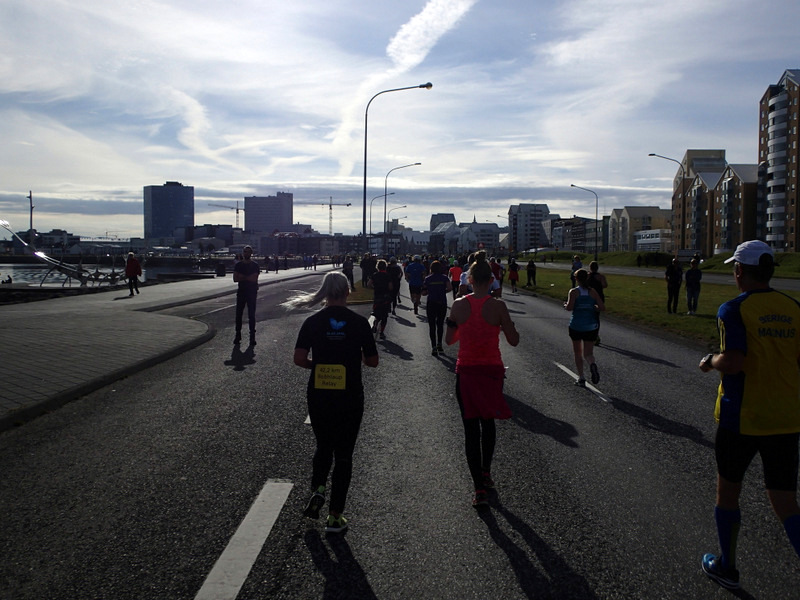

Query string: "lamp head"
[[648, 153, 656, 156], [420, 82, 433, 90]]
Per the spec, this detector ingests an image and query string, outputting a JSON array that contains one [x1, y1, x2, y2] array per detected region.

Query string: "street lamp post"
[[497, 213, 511, 255], [362, 83, 432, 253], [384, 163, 421, 255], [649, 153, 686, 253], [570, 184, 600, 261], [386, 205, 407, 256], [370, 192, 393, 237]]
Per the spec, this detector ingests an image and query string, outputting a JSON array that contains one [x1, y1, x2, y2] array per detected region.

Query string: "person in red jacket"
[[125, 252, 142, 296]]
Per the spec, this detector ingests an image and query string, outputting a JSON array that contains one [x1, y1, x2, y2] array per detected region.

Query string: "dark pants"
[[526, 270, 536, 286], [667, 283, 681, 313], [686, 286, 700, 313], [343, 270, 355, 291], [456, 374, 496, 490], [426, 301, 447, 348], [309, 406, 363, 514], [128, 276, 139, 295], [235, 290, 257, 333]]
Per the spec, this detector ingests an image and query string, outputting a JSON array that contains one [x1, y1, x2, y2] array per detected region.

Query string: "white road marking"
[[193, 303, 237, 317], [305, 414, 311, 424], [553, 361, 610, 403], [194, 479, 294, 600]]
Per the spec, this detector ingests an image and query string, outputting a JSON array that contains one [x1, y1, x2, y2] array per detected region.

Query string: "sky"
[[1, 0, 799, 240]]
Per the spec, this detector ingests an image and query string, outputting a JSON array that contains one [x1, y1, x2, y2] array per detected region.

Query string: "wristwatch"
[[701, 353, 714, 369]]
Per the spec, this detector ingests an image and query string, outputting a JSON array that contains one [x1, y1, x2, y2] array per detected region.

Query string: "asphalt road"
[[1, 275, 796, 599]]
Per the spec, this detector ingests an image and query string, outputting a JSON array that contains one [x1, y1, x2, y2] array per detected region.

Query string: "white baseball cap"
[[724, 240, 773, 266]]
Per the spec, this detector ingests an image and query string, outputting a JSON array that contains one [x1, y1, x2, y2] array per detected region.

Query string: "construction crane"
[[295, 197, 352, 235], [208, 201, 245, 228]]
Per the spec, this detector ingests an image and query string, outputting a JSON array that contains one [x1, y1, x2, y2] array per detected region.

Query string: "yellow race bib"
[[314, 364, 346, 390]]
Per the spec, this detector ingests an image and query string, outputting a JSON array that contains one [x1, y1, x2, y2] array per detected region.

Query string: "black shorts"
[[568, 327, 598, 342], [715, 427, 800, 491], [408, 285, 422, 295]]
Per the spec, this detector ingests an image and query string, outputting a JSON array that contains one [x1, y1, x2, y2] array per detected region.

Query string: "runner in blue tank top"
[[564, 268, 605, 387]]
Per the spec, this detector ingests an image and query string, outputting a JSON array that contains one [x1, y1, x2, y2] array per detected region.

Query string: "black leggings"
[[456, 374, 496, 490], [309, 405, 364, 514], [426, 301, 447, 348]]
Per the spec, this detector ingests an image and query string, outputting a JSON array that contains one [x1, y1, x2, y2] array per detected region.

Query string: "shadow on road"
[[594, 343, 680, 368], [607, 394, 713, 449], [377, 337, 414, 361], [305, 530, 378, 600], [223, 345, 256, 371], [505, 395, 580, 448], [480, 503, 599, 599]]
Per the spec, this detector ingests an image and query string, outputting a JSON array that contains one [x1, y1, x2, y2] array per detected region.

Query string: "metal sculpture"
[[0, 219, 122, 287]]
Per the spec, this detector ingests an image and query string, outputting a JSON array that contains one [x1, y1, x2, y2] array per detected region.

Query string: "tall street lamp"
[[649, 153, 686, 253], [570, 184, 599, 261], [370, 192, 393, 238], [362, 83, 432, 253], [384, 162, 421, 255]]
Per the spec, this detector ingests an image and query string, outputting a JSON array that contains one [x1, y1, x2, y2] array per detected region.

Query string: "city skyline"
[[1, 0, 799, 239]]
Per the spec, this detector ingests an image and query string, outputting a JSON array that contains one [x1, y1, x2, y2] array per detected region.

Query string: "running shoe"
[[325, 514, 348, 533], [431, 347, 438, 356], [303, 486, 326, 519], [233, 332, 242, 345], [436, 345, 444, 353], [575, 378, 586, 388], [701, 553, 740, 589], [482, 471, 495, 489], [472, 489, 489, 508], [590, 363, 600, 384]]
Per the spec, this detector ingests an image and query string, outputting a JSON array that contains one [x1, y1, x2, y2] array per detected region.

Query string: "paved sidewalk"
[[0, 266, 332, 432]]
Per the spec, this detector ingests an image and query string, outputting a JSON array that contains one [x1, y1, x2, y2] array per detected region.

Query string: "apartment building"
[[710, 164, 760, 254], [760, 69, 800, 252], [608, 207, 671, 252], [508, 204, 551, 252]]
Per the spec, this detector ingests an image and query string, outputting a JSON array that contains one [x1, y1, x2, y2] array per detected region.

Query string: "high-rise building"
[[508, 204, 550, 252], [760, 69, 800, 252], [143, 181, 195, 242], [244, 192, 293, 234]]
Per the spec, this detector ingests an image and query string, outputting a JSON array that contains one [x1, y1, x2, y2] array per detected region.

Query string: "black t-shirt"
[[369, 271, 393, 302], [233, 260, 260, 293], [295, 306, 378, 408]]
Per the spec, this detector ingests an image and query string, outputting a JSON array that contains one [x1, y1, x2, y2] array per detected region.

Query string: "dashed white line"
[[553, 361, 610, 402], [194, 479, 294, 600]]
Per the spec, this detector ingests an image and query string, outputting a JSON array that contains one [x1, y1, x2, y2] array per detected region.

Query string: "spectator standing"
[[685, 258, 702, 315], [586, 261, 608, 345], [665, 258, 683, 314], [525, 259, 537, 287], [287, 272, 379, 534], [698, 240, 800, 590], [233, 245, 260, 346], [342, 255, 355, 291], [125, 252, 142, 297], [507, 258, 520, 293]]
